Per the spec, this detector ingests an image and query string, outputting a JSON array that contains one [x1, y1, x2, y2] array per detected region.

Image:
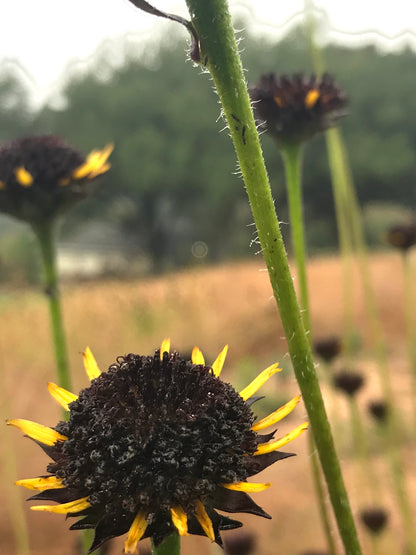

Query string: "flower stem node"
[[8, 341, 306, 553]]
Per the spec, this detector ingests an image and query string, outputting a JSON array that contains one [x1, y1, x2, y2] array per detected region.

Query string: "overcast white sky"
[[1, 0, 415, 104]]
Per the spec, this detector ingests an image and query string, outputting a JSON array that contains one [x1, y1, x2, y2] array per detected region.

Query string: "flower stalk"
[[33, 222, 71, 392], [184, 1, 362, 552]]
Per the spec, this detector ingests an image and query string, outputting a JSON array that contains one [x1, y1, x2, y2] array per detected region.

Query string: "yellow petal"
[[170, 506, 188, 536], [191, 346, 205, 365], [211, 345, 228, 377], [6, 419, 67, 446], [160, 338, 171, 360], [274, 96, 284, 108], [124, 510, 147, 554], [72, 144, 113, 180], [47, 382, 78, 411], [31, 497, 90, 514], [251, 395, 301, 432], [239, 363, 282, 401], [0, 180, 6, 190], [222, 481, 272, 492], [254, 422, 309, 455], [15, 166, 33, 187], [83, 346, 101, 381], [195, 500, 215, 542], [305, 89, 320, 109], [15, 476, 64, 491]]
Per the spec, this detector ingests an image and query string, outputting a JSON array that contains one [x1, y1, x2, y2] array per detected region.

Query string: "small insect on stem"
[[242, 125, 246, 145], [231, 113, 242, 124]]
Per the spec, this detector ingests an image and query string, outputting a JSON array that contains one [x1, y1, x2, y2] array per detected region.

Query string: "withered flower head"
[[360, 507, 389, 534], [0, 136, 112, 227], [368, 400, 388, 423], [8, 341, 307, 553], [313, 336, 342, 363], [333, 370, 364, 396], [386, 223, 416, 251], [250, 73, 347, 146]]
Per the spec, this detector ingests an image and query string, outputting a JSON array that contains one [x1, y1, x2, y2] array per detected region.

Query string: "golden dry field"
[[1, 251, 415, 555]]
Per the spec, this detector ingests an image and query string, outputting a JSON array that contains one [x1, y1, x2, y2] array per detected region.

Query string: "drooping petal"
[[160, 338, 171, 360], [251, 395, 301, 431], [6, 419, 67, 446], [211, 345, 228, 377], [124, 510, 148, 554], [254, 422, 309, 455], [15, 476, 64, 491], [72, 144, 113, 180], [47, 382, 78, 411], [222, 482, 272, 493], [15, 166, 33, 187], [191, 346, 205, 365], [170, 506, 188, 535], [31, 497, 90, 514], [213, 487, 271, 519], [83, 346, 101, 381], [239, 363, 281, 401], [195, 500, 215, 542]]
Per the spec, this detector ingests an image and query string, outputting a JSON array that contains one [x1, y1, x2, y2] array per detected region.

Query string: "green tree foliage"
[[1, 27, 416, 271]]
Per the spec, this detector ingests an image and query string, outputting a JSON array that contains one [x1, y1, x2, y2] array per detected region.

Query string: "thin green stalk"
[[281, 144, 311, 334], [184, 1, 362, 553], [402, 251, 416, 425], [151, 534, 180, 555], [33, 222, 71, 392], [282, 144, 337, 555]]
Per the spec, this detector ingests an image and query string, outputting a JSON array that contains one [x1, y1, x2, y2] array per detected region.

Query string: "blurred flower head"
[[360, 507, 389, 534], [386, 223, 416, 251], [367, 400, 389, 423], [313, 336, 342, 363], [223, 530, 256, 555], [0, 136, 112, 227], [8, 340, 307, 553], [333, 369, 364, 396], [250, 73, 347, 146]]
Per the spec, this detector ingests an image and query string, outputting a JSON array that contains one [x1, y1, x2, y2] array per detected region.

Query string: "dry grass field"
[[1, 251, 415, 555]]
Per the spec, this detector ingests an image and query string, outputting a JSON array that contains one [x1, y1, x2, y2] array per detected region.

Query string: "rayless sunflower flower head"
[[8, 340, 307, 553], [0, 135, 113, 227], [250, 73, 348, 146], [386, 223, 416, 252]]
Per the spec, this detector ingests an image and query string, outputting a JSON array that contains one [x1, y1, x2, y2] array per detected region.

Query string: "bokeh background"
[[1, 1, 415, 554]]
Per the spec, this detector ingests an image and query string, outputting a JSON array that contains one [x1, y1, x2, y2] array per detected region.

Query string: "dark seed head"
[[224, 530, 257, 555], [368, 400, 389, 423], [386, 223, 416, 251], [314, 336, 342, 363], [250, 73, 347, 146], [360, 507, 389, 534], [333, 370, 364, 396]]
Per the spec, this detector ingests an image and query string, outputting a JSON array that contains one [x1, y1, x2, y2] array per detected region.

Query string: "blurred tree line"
[[0, 25, 415, 278]]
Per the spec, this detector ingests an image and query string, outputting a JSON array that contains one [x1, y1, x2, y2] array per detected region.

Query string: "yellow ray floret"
[[83, 346, 101, 381], [124, 510, 148, 554], [239, 363, 282, 401], [195, 500, 215, 542], [305, 89, 320, 109], [31, 497, 90, 514], [191, 346, 205, 365], [15, 166, 33, 187], [72, 144, 113, 180], [274, 96, 284, 108], [0, 180, 6, 190], [254, 422, 309, 456], [160, 338, 171, 360], [47, 382, 78, 411], [170, 506, 188, 536], [211, 345, 228, 378], [251, 395, 301, 432], [6, 419, 67, 446], [15, 476, 64, 491], [222, 481, 272, 493]]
